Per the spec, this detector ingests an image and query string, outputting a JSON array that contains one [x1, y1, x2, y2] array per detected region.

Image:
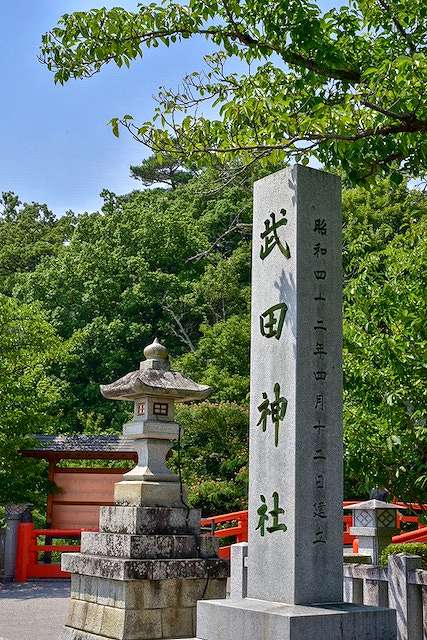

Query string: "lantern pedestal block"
[[114, 481, 188, 509], [120, 437, 180, 484]]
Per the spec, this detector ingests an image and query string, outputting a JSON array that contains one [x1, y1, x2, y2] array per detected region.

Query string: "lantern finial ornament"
[[143, 337, 169, 364]]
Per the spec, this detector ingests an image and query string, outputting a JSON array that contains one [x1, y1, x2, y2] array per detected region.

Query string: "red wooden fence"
[[15, 502, 426, 579], [15, 523, 89, 582], [200, 510, 249, 560], [392, 526, 427, 544], [202, 502, 427, 561]]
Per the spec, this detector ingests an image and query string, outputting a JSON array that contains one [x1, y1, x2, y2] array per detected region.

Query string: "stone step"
[[99, 506, 201, 536], [63, 632, 198, 640], [80, 532, 200, 560], [196, 598, 396, 640], [81, 532, 218, 560], [66, 598, 196, 639], [62, 553, 229, 582]]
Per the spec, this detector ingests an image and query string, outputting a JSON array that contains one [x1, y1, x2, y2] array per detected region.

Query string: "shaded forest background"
[[0, 161, 426, 518]]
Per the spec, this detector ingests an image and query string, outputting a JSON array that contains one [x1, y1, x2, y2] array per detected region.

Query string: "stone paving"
[[0, 580, 69, 640]]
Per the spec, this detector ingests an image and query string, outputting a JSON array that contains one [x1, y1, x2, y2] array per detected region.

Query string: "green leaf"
[[110, 118, 120, 138]]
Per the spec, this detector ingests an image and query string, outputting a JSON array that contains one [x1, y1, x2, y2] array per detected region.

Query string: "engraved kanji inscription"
[[256, 492, 288, 536], [314, 270, 327, 280], [313, 219, 327, 235], [313, 501, 328, 519], [313, 527, 327, 544], [257, 382, 288, 447], [313, 448, 326, 461], [260, 210, 291, 260], [314, 394, 325, 411], [315, 473, 325, 489], [314, 343, 327, 358], [260, 302, 287, 340], [313, 421, 326, 435], [313, 370, 327, 381], [314, 320, 326, 332], [314, 292, 326, 302], [313, 243, 327, 257]]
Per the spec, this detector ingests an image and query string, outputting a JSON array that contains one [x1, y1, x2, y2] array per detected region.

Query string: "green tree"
[[172, 402, 249, 513], [178, 178, 427, 509], [343, 212, 427, 507], [176, 315, 251, 404], [11, 169, 427, 512], [41, 1, 427, 183], [130, 152, 195, 189], [0, 192, 75, 295], [0, 295, 64, 506], [16, 172, 252, 433]]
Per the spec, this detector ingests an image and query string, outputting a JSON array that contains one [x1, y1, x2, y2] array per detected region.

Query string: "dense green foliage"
[[15, 174, 252, 437], [0, 295, 63, 505], [0, 192, 75, 295], [0, 166, 425, 514], [173, 402, 249, 513], [41, 1, 427, 183], [380, 543, 427, 567], [344, 208, 427, 504], [34, 0, 427, 513]]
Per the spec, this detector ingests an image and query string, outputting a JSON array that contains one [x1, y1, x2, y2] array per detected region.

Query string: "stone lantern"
[[100, 337, 211, 507], [347, 499, 400, 565], [61, 338, 228, 640]]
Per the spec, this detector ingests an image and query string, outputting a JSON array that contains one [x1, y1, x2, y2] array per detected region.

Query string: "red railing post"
[[237, 513, 248, 542], [15, 522, 34, 582]]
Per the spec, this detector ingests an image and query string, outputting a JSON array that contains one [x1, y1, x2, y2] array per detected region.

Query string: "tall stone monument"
[[196, 166, 396, 639], [61, 338, 228, 640]]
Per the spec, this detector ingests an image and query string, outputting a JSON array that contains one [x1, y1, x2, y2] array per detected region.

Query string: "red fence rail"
[[200, 510, 248, 560], [15, 502, 426, 579], [392, 526, 427, 544], [15, 523, 86, 582], [202, 502, 427, 561]]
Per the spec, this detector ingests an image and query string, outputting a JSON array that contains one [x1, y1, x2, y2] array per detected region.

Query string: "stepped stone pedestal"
[[61, 338, 228, 640], [62, 505, 227, 640]]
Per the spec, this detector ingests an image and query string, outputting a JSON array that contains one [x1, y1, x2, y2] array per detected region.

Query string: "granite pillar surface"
[[247, 164, 343, 605], [196, 166, 396, 639]]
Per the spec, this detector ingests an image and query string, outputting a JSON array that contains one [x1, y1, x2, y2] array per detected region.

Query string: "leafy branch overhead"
[[41, 0, 427, 183]]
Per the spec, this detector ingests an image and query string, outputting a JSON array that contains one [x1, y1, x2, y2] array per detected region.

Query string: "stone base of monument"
[[62, 635, 197, 640], [195, 598, 396, 640], [60, 505, 228, 640]]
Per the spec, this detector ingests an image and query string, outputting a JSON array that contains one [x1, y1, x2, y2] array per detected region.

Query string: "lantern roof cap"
[[100, 338, 212, 402], [344, 500, 400, 511]]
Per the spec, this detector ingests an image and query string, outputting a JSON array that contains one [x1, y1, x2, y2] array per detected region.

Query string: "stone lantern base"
[[114, 480, 188, 509], [61, 505, 228, 640]]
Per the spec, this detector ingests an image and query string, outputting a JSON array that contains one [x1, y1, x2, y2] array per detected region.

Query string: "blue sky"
[[0, 1, 339, 216]]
